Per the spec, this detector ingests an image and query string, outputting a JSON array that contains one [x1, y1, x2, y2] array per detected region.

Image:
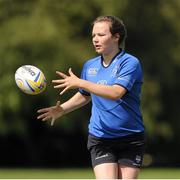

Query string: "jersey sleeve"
[[114, 57, 142, 91], [79, 63, 91, 96]]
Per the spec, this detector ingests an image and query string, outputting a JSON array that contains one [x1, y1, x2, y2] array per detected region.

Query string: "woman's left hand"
[[52, 68, 81, 95]]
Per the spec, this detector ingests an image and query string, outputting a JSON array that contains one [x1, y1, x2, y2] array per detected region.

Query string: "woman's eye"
[[92, 34, 105, 38], [99, 34, 105, 36]]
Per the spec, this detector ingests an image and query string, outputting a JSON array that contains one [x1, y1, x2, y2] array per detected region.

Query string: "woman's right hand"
[[37, 101, 64, 126]]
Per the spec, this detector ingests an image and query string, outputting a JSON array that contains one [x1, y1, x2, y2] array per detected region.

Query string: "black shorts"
[[87, 132, 146, 168]]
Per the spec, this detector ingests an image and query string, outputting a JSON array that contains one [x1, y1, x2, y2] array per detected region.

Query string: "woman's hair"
[[92, 15, 127, 49]]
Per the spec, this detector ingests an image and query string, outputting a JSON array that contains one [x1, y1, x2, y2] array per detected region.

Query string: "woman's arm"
[[37, 92, 91, 126], [79, 81, 126, 100], [61, 91, 91, 114], [53, 68, 127, 100]]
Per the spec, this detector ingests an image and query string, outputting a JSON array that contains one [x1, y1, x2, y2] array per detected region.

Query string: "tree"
[[0, 0, 180, 167]]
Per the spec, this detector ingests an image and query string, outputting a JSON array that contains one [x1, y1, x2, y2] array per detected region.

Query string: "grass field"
[[0, 168, 180, 179]]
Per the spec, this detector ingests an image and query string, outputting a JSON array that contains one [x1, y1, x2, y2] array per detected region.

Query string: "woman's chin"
[[95, 49, 103, 54]]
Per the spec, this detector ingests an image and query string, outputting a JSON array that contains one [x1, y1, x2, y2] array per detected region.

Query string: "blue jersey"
[[79, 50, 145, 138]]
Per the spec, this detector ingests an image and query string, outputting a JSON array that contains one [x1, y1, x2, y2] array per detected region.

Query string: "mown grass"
[[0, 168, 179, 179]]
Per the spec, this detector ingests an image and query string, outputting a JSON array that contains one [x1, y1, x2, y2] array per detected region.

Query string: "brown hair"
[[92, 15, 127, 49]]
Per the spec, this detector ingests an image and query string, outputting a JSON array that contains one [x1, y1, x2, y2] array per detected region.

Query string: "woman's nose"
[[93, 36, 99, 42]]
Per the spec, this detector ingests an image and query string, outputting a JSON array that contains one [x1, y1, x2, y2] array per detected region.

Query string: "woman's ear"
[[114, 33, 120, 42]]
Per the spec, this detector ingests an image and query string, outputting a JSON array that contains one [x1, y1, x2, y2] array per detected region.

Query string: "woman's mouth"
[[94, 45, 101, 50]]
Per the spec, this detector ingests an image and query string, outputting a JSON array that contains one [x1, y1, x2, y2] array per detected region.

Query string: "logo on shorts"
[[95, 153, 109, 160], [135, 155, 141, 163]]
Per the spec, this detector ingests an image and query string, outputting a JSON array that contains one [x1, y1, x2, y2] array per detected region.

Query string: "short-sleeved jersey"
[[79, 50, 145, 138]]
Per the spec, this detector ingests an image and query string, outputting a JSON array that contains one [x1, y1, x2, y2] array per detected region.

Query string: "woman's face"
[[92, 21, 119, 55]]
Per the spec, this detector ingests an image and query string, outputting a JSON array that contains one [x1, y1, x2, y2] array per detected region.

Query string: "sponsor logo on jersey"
[[87, 68, 98, 76], [111, 65, 119, 77], [97, 80, 107, 85]]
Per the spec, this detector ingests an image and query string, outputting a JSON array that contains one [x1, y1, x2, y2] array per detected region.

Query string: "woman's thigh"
[[94, 163, 118, 179], [118, 164, 140, 179]]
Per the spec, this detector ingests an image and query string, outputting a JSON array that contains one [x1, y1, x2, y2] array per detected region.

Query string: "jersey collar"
[[101, 49, 125, 68]]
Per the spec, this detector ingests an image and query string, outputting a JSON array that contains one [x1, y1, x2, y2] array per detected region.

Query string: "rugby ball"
[[15, 65, 46, 95]]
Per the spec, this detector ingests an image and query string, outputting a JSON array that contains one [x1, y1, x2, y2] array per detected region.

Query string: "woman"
[[37, 15, 145, 179]]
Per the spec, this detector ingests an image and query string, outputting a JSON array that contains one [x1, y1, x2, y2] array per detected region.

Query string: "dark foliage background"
[[0, 0, 180, 167]]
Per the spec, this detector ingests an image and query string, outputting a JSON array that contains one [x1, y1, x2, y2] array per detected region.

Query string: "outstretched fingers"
[[54, 83, 67, 89], [56, 71, 68, 79], [42, 115, 51, 122], [37, 112, 50, 121], [51, 118, 55, 126], [56, 101, 61, 106], [68, 68, 76, 77], [52, 79, 65, 84], [60, 87, 69, 95], [68, 68, 73, 75], [37, 101, 61, 126], [37, 108, 50, 113]]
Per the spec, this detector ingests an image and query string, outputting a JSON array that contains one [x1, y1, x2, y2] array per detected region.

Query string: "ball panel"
[[15, 79, 24, 89]]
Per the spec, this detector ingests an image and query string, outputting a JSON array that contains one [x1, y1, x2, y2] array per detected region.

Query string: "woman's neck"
[[102, 48, 120, 66]]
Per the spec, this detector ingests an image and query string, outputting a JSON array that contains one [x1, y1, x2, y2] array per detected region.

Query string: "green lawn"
[[0, 168, 179, 179]]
